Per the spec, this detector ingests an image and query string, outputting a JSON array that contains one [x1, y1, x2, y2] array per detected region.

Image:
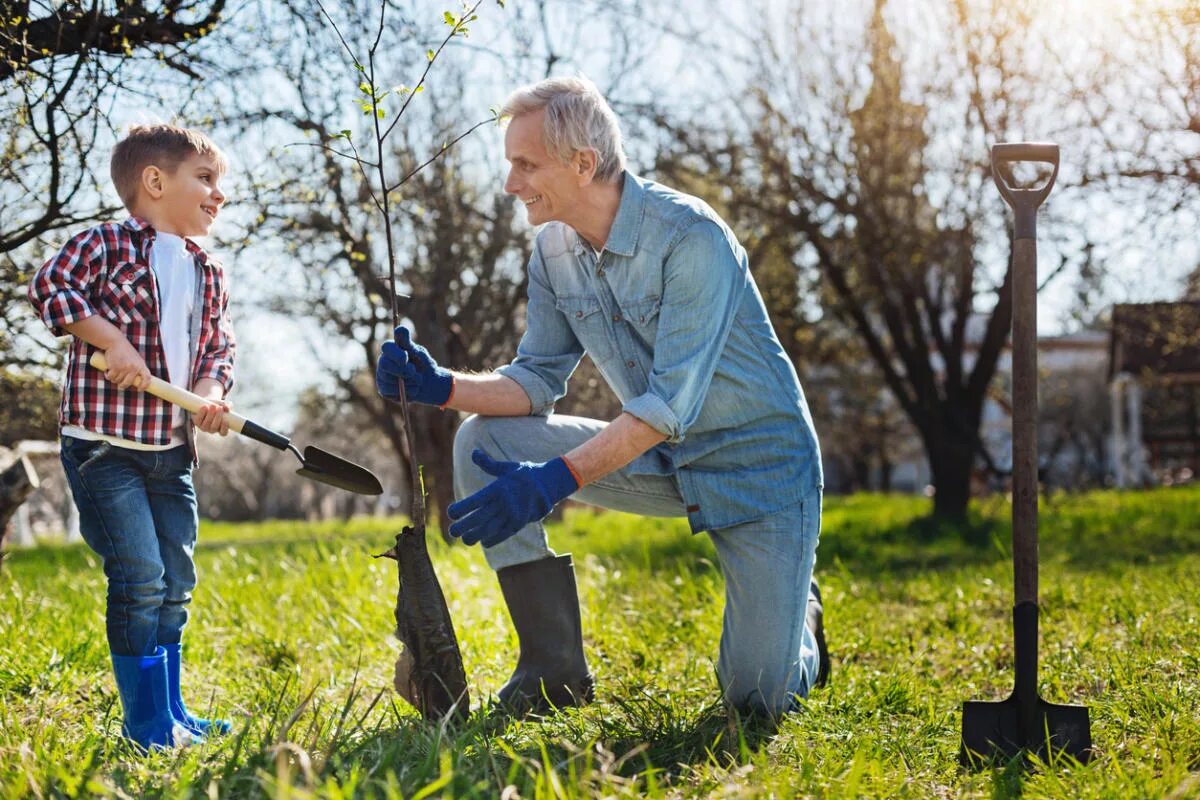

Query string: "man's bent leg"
[[452, 414, 685, 570], [709, 487, 823, 718], [453, 413, 685, 713]]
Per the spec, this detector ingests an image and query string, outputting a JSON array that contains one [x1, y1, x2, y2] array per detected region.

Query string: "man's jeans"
[[60, 436, 198, 657], [454, 414, 823, 715]]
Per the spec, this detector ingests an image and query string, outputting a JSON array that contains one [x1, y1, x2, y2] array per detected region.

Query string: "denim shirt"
[[497, 171, 822, 532]]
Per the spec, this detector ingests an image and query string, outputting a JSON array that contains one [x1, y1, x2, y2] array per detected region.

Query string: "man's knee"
[[453, 414, 484, 465], [453, 415, 541, 467], [718, 661, 805, 718]]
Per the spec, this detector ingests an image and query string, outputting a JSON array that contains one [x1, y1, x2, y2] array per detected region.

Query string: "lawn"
[[2, 486, 1199, 798]]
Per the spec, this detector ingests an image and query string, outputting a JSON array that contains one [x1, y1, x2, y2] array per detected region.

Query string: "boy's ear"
[[141, 165, 165, 200]]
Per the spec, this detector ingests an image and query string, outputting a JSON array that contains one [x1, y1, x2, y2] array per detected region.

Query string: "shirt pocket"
[[555, 295, 614, 363], [98, 262, 155, 326], [620, 295, 662, 348]]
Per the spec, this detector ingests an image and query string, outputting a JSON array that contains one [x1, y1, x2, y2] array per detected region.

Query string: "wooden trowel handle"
[[88, 352, 291, 451]]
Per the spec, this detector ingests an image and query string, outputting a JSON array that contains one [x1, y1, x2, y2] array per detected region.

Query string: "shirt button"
[[598, 269, 606, 277], [612, 314, 621, 322], [575, 311, 583, 319], [626, 360, 635, 368]]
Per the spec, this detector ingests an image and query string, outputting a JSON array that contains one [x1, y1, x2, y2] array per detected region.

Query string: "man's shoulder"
[[636, 176, 726, 236]]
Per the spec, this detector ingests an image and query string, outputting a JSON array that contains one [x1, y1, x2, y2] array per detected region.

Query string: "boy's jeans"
[[60, 436, 198, 657], [454, 413, 823, 715]]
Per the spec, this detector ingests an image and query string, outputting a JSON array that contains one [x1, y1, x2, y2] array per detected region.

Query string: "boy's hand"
[[103, 339, 152, 390], [192, 379, 232, 436]]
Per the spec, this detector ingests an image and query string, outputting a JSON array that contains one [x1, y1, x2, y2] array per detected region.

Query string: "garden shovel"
[[90, 352, 383, 495], [960, 143, 1092, 766]]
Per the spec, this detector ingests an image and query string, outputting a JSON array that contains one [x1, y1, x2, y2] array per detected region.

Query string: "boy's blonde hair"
[[110, 124, 228, 210]]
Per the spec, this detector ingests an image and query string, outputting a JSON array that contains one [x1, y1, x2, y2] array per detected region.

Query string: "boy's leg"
[[708, 486, 823, 718], [146, 445, 198, 646], [453, 413, 686, 570], [59, 437, 167, 657], [145, 445, 229, 736]]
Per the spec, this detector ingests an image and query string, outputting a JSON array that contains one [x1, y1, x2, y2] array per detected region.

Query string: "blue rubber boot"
[[111, 647, 193, 751], [162, 642, 231, 737]]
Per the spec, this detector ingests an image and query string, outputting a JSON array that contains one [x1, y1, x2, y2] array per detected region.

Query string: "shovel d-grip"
[[959, 143, 1092, 767]]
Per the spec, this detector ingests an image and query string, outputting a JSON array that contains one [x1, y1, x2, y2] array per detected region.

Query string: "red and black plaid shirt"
[[28, 217, 236, 446]]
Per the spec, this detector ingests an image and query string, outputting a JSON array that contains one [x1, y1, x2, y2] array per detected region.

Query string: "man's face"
[[503, 109, 583, 227], [155, 153, 226, 237]]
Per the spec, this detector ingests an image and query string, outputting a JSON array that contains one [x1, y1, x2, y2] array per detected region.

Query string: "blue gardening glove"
[[447, 449, 580, 548], [375, 325, 454, 406]]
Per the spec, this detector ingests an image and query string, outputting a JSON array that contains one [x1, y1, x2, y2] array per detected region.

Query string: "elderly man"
[[375, 76, 827, 718]]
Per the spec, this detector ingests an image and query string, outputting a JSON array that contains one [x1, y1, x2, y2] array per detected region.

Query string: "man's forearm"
[[444, 373, 533, 416], [564, 412, 668, 486]]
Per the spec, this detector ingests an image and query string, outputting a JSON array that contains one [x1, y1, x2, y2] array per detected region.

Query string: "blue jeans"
[[454, 414, 823, 715], [59, 436, 199, 657]]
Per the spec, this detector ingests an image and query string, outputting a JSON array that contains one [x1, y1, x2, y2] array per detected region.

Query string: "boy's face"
[[147, 153, 226, 237]]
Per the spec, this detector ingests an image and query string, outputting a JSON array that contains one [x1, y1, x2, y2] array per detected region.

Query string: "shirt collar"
[[121, 216, 208, 262], [601, 170, 644, 257]]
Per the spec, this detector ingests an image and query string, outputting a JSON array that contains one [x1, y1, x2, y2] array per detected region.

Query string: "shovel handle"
[[88, 352, 290, 451], [991, 142, 1059, 240]]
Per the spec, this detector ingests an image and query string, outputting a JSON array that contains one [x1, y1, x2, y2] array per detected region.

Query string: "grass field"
[[3, 486, 1199, 798]]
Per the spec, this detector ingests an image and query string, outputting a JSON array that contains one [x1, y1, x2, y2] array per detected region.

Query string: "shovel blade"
[[961, 695, 1092, 767], [296, 446, 384, 495]]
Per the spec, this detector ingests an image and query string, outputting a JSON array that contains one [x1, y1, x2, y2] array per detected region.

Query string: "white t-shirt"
[[151, 232, 197, 439]]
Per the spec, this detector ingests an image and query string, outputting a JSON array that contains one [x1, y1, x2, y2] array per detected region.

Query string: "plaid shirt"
[[28, 217, 236, 447]]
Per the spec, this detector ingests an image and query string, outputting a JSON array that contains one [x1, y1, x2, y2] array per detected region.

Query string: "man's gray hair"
[[501, 76, 626, 183]]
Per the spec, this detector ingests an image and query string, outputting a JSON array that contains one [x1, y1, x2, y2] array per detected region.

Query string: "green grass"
[[3, 486, 1200, 798]]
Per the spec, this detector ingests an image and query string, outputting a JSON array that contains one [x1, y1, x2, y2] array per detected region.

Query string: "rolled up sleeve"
[[28, 228, 105, 337], [495, 241, 584, 416], [622, 221, 743, 444]]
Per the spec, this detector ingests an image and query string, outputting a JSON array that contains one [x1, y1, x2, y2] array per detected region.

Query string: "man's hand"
[[375, 325, 454, 406], [103, 338, 151, 390], [447, 449, 580, 548], [191, 378, 231, 436]]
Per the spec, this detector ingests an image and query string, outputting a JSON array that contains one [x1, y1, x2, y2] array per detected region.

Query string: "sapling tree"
[[308, 0, 506, 721]]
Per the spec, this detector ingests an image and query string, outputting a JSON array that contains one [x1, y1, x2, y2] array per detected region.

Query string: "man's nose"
[[503, 171, 519, 195]]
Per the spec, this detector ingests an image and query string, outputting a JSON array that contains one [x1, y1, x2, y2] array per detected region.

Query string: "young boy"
[[28, 124, 236, 751]]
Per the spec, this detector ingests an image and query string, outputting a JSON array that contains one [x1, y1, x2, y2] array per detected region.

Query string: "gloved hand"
[[447, 449, 580, 548], [375, 325, 454, 406]]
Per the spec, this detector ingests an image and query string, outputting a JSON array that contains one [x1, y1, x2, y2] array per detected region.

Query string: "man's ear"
[[141, 165, 165, 200], [573, 148, 598, 185]]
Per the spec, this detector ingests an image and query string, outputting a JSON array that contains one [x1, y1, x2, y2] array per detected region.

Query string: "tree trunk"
[[925, 432, 974, 522], [0, 455, 40, 568]]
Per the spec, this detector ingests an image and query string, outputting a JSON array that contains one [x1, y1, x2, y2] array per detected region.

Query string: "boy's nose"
[[212, 188, 226, 205]]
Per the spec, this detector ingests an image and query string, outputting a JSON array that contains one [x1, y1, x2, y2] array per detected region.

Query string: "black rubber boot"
[[495, 554, 594, 714], [807, 580, 831, 689]]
